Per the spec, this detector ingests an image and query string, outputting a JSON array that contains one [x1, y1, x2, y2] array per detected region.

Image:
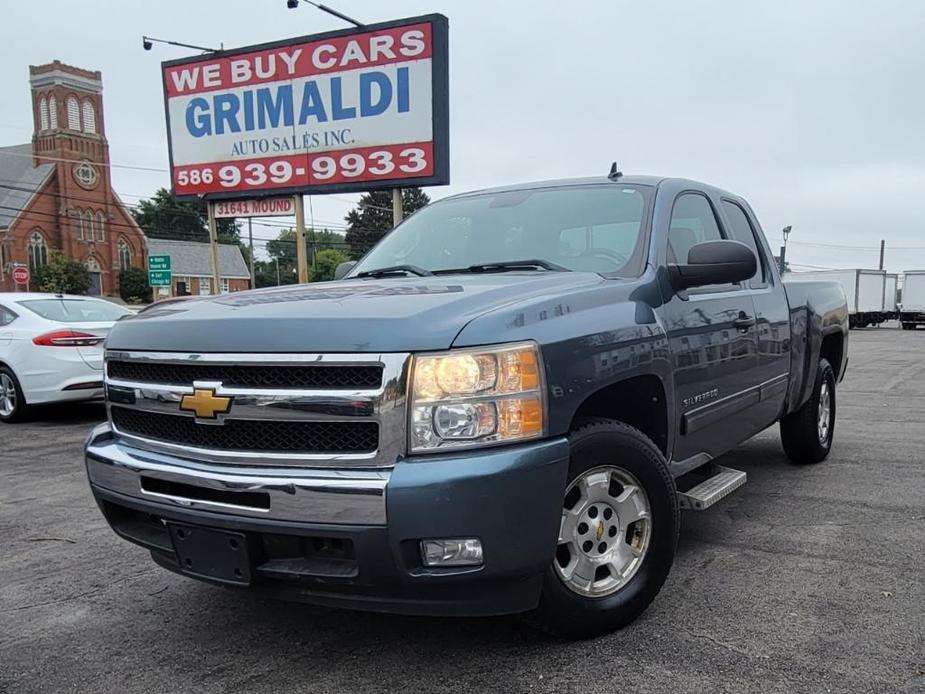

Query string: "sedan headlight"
[[410, 342, 545, 453]]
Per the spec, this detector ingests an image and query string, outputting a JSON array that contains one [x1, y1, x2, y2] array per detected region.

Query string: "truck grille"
[[104, 350, 409, 468], [111, 406, 378, 454], [107, 360, 383, 390]]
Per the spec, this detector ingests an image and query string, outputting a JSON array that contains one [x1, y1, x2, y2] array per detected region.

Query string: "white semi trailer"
[[788, 269, 887, 328], [900, 271, 925, 330]]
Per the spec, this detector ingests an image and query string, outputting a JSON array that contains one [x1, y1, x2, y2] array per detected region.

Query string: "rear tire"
[[780, 358, 835, 464], [0, 366, 30, 423], [528, 419, 678, 639]]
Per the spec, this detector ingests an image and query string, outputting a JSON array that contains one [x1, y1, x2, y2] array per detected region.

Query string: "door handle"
[[733, 315, 756, 330]]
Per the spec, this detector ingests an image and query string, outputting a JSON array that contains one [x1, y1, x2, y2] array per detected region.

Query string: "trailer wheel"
[[780, 358, 835, 464]]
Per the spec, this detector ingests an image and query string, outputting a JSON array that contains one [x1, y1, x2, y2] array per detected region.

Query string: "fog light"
[[420, 538, 483, 567]]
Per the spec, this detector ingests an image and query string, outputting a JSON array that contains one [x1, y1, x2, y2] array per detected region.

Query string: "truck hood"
[[106, 273, 607, 353]]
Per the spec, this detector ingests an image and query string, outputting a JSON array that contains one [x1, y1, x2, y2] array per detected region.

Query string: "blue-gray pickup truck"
[[85, 172, 848, 638]]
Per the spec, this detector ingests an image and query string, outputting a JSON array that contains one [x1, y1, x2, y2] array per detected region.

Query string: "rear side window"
[[722, 200, 767, 287], [18, 299, 130, 323], [0, 305, 17, 326]]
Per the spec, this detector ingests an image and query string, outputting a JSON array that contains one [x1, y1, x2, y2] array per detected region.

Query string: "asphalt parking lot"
[[2, 328, 923, 694]]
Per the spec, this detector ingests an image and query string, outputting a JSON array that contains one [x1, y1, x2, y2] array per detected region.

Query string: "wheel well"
[[820, 333, 844, 379], [570, 375, 668, 455]]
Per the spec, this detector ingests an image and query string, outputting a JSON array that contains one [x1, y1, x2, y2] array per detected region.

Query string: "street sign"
[[213, 197, 294, 218], [161, 14, 449, 201], [148, 255, 172, 287], [12, 265, 29, 285]]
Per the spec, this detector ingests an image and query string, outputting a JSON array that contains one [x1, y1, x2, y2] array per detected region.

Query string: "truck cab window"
[[722, 200, 767, 287]]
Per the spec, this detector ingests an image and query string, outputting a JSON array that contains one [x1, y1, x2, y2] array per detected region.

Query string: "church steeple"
[[29, 60, 108, 172]]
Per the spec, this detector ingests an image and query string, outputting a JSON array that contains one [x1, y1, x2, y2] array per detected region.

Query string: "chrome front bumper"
[[84, 424, 389, 525]]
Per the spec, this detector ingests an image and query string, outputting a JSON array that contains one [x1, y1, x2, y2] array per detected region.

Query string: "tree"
[[32, 252, 90, 295], [132, 188, 240, 244], [313, 248, 350, 282], [343, 188, 430, 259], [119, 267, 153, 304], [313, 229, 346, 251]]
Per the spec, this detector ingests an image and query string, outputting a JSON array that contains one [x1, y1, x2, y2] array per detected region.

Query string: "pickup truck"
[[85, 173, 849, 638]]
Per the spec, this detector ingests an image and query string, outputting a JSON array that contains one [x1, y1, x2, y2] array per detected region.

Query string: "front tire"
[[780, 358, 836, 464], [0, 367, 30, 423], [529, 419, 678, 639]]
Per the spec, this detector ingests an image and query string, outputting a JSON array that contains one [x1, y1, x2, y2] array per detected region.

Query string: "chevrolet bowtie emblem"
[[179, 388, 232, 419], [596, 520, 605, 541]]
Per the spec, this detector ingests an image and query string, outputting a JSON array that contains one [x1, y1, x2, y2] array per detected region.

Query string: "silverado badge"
[[179, 388, 232, 420]]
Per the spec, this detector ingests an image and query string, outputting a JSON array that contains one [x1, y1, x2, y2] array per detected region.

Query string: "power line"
[[0, 147, 168, 173], [0, 181, 384, 236]]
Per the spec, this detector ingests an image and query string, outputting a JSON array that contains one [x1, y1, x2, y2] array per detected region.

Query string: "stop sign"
[[12, 266, 29, 285]]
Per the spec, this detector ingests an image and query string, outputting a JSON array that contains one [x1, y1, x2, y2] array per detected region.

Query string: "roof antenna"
[[608, 162, 623, 180]]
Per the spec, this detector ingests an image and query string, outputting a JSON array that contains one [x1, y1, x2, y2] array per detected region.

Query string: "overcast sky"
[[4, 0, 925, 272]]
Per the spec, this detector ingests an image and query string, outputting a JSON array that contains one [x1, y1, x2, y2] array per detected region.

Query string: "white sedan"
[[0, 293, 132, 423]]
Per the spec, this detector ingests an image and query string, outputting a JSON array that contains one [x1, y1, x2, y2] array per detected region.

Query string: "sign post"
[[294, 195, 308, 284], [206, 202, 221, 293], [148, 254, 173, 290], [392, 188, 403, 228]]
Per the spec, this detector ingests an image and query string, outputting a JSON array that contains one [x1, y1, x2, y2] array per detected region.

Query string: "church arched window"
[[84, 210, 95, 241], [96, 211, 106, 241], [29, 231, 48, 270], [75, 208, 84, 240], [118, 238, 132, 269], [49, 96, 58, 129], [82, 100, 96, 134], [66, 96, 80, 130], [39, 96, 49, 130]]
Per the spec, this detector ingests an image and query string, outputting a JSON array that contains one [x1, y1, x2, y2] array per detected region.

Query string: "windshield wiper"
[[434, 259, 570, 275], [355, 264, 434, 278]]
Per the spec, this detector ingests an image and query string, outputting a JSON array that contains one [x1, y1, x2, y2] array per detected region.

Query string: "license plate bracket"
[[168, 523, 253, 586]]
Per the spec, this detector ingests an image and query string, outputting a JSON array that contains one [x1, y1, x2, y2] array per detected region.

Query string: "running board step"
[[677, 465, 746, 511]]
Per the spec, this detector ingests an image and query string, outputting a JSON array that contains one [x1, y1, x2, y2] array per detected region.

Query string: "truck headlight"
[[410, 342, 545, 453]]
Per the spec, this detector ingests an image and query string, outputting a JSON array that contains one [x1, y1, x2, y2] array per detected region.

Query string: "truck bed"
[[782, 278, 850, 413]]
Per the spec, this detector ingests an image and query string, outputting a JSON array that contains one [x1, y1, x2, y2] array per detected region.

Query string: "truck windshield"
[[352, 184, 651, 277]]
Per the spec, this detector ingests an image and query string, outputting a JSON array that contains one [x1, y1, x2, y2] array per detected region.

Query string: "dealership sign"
[[162, 14, 449, 201]]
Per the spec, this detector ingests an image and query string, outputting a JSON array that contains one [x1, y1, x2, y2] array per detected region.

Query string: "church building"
[[0, 61, 147, 295]]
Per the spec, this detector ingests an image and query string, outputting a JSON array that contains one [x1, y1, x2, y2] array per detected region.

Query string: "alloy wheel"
[[554, 466, 652, 597], [817, 381, 831, 444], [0, 373, 17, 417]]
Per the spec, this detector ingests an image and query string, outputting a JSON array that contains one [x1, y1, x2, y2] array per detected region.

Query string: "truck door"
[[719, 199, 791, 429], [660, 191, 762, 461]]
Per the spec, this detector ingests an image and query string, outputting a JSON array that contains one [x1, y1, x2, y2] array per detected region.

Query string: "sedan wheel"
[[0, 372, 17, 418]]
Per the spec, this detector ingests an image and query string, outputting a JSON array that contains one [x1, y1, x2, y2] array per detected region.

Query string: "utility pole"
[[248, 218, 255, 288], [879, 239, 885, 270], [392, 188, 403, 228], [207, 202, 221, 294], [294, 194, 308, 283]]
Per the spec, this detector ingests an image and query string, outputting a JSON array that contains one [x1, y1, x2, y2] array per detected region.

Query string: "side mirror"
[[334, 261, 357, 280], [669, 240, 756, 290]]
